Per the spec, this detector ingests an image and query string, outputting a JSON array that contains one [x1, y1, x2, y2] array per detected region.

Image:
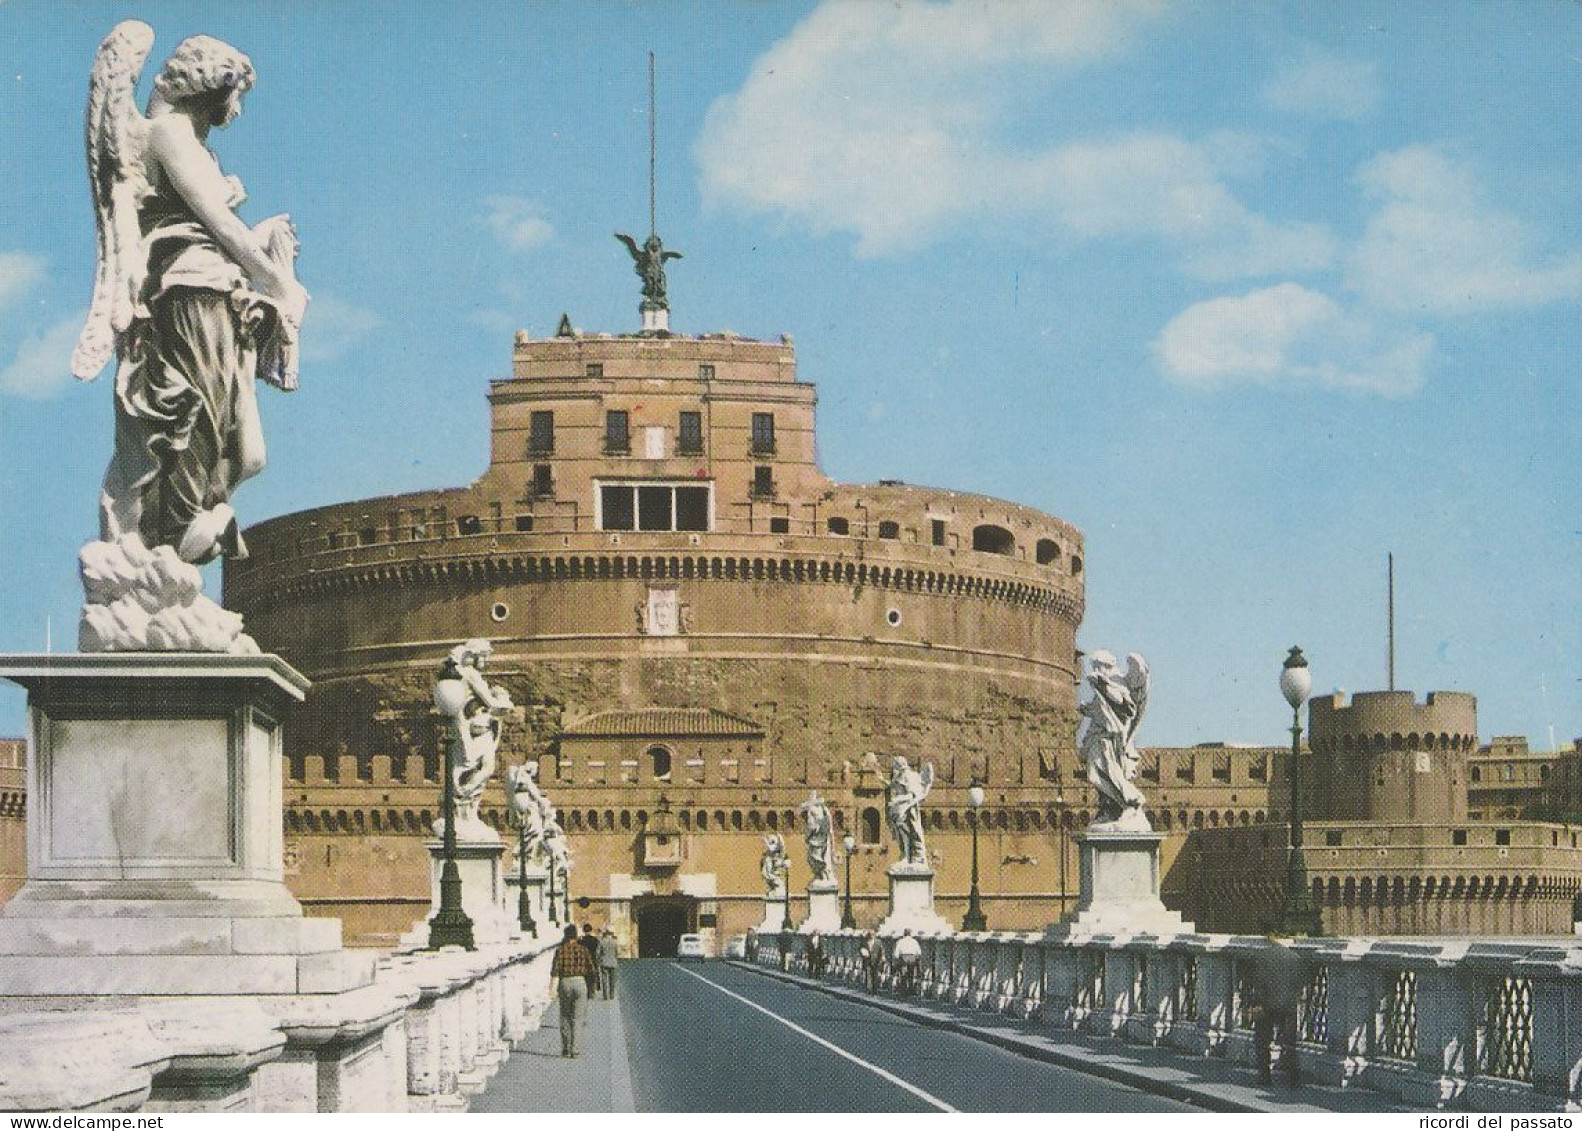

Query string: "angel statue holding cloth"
[[1079, 650, 1152, 831], [74, 22, 308, 568]]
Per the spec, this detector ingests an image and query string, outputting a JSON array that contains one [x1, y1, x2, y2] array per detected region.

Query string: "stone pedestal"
[[800, 879, 841, 933], [877, 863, 952, 935], [0, 653, 373, 996], [1048, 828, 1192, 936], [503, 867, 550, 939], [641, 303, 669, 334], [400, 834, 514, 950], [757, 891, 790, 933]]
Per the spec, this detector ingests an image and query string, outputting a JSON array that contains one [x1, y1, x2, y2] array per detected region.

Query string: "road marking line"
[[673, 964, 957, 1112]]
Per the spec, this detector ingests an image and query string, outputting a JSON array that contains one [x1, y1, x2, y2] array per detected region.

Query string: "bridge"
[[3, 925, 1577, 1112]]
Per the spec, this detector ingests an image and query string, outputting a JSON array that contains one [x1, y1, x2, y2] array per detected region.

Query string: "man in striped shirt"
[[551, 923, 596, 1057]]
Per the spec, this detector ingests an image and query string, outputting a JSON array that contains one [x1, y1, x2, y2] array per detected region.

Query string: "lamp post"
[[780, 857, 793, 931], [841, 832, 857, 929], [963, 781, 988, 932], [426, 737, 475, 950], [1277, 646, 1321, 936], [514, 817, 537, 937], [546, 857, 559, 926]]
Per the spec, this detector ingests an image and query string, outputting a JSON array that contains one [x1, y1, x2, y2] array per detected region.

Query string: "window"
[[877, 520, 900, 540], [587, 363, 604, 378], [860, 806, 881, 844], [751, 412, 776, 456], [1452, 829, 1467, 846], [514, 515, 534, 532], [1036, 538, 1059, 565], [752, 466, 774, 498], [1495, 829, 1511, 846], [528, 410, 554, 455], [678, 411, 703, 455], [598, 482, 712, 532], [827, 517, 849, 536], [698, 363, 715, 380], [648, 746, 672, 779], [932, 519, 946, 546], [531, 464, 554, 497], [1471, 766, 1482, 782], [770, 517, 789, 533], [605, 410, 630, 454], [1324, 830, 1342, 846], [972, 524, 1015, 555], [456, 514, 482, 536]]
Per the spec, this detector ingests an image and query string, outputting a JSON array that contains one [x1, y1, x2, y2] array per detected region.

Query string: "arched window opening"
[[648, 745, 673, 780], [860, 806, 882, 844], [1036, 538, 1059, 566], [972, 524, 1014, 556]]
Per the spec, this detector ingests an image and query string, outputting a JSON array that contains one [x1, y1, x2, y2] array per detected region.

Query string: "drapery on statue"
[[799, 791, 835, 884], [434, 639, 514, 836], [1079, 650, 1152, 830], [761, 833, 788, 897], [75, 22, 308, 566], [885, 756, 935, 867], [614, 231, 681, 309]]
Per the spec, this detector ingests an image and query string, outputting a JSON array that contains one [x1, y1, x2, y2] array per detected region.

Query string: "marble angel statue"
[[1079, 650, 1151, 830], [761, 833, 789, 897], [74, 22, 308, 567], [507, 761, 550, 866], [434, 639, 514, 835], [799, 791, 835, 884], [885, 756, 935, 866]]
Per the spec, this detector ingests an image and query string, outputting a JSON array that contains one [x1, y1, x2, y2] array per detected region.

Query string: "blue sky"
[[0, 1, 1577, 748]]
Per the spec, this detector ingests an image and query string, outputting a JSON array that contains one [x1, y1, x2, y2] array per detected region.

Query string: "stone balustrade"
[[0, 935, 557, 1113], [754, 928, 1582, 1111]]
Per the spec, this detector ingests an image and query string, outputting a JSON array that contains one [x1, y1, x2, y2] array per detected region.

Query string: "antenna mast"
[[1387, 552, 1395, 691], [648, 50, 657, 239]]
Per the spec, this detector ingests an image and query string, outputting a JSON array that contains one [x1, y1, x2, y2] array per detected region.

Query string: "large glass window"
[[599, 482, 712, 532], [678, 411, 703, 455]]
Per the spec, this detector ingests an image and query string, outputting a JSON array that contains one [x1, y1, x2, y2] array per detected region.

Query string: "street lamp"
[[963, 780, 988, 932], [1277, 646, 1321, 936], [426, 739, 475, 950], [546, 857, 560, 925], [780, 856, 793, 931], [841, 832, 857, 929]]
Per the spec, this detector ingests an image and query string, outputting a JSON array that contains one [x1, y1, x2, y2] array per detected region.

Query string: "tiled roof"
[[560, 708, 763, 739]]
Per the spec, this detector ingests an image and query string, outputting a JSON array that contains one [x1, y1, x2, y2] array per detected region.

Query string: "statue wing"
[[1124, 653, 1151, 740], [662, 249, 683, 262], [74, 21, 155, 382], [614, 232, 641, 261]]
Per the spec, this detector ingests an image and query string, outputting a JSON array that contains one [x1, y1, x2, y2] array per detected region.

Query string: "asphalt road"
[[618, 959, 1203, 1113]]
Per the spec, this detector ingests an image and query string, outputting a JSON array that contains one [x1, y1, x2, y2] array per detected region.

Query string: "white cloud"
[[300, 294, 381, 362], [1154, 282, 1431, 397], [0, 313, 83, 399], [1262, 47, 1380, 121], [1348, 146, 1582, 316], [481, 196, 555, 253], [698, 0, 1326, 277], [0, 252, 44, 310]]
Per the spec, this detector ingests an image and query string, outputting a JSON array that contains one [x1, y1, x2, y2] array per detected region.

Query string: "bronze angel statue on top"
[[615, 231, 681, 310], [1079, 650, 1152, 831], [75, 22, 307, 568]]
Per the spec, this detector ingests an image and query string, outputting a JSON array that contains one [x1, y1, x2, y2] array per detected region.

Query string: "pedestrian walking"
[[551, 924, 595, 1057], [1249, 933, 1307, 1087], [859, 931, 883, 994], [577, 922, 602, 997], [892, 929, 922, 996], [597, 927, 620, 1000]]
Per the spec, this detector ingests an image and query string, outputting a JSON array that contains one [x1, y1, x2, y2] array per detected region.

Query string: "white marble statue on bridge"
[[885, 756, 934, 867], [761, 833, 789, 897], [799, 791, 835, 883], [508, 761, 549, 863], [434, 638, 514, 837], [1079, 650, 1151, 831]]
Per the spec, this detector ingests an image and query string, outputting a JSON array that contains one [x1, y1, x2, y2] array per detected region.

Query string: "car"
[[723, 933, 748, 960], [676, 933, 706, 961]]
